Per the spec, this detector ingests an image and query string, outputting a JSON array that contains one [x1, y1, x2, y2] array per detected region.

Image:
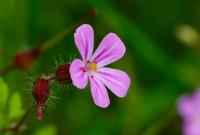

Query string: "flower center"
[[82, 60, 98, 73], [90, 62, 97, 71]]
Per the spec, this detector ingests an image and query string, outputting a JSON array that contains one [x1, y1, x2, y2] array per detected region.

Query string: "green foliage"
[[0, 77, 9, 127], [32, 125, 57, 135], [8, 93, 24, 120], [0, 77, 9, 108], [0, 112, 4, 128], [0, 77, 24, 130]]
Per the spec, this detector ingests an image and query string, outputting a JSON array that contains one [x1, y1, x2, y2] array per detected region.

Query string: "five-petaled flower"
[[177, 89, 200, 135], [70, 24, 131, 108]]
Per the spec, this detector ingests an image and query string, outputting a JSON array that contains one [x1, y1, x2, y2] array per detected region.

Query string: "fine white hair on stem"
[[59, 55, 65, 65]]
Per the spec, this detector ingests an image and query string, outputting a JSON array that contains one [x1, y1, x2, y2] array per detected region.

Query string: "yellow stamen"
[[90, 62, 97, 71]]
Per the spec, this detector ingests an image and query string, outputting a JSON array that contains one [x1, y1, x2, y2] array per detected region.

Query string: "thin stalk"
[[0, 10, 96, 76], [0, 64, 15, 76], [0, 105, 35, 132], [40, 10, 97, 52]]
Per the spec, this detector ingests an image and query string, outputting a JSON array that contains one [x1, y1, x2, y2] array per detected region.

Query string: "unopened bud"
[[14, 48, 42, 70], [55, 64, 71, 84], [32, 75, 51, 120]]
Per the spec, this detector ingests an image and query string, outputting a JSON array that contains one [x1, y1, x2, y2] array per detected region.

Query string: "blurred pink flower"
[[177, 89, 200, 135], [70, 24, 131, 108]]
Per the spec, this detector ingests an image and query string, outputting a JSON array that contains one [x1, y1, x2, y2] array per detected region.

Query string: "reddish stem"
[[37, 104, 43, 120]]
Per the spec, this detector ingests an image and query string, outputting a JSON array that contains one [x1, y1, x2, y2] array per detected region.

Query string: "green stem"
[[40, 10, 97, 52]]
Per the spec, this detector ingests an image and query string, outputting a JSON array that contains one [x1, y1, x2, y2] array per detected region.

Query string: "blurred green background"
[[0, 0, 200, 135]]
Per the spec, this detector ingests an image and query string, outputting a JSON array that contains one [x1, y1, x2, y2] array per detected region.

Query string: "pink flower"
[[69, 24, 131, 108], [177, 89, 200, 135]]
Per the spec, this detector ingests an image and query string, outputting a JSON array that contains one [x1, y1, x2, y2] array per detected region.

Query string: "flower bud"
[[32, 76, 50, 120], [55, 64, 71, 84], [14, 48, 42, 70]]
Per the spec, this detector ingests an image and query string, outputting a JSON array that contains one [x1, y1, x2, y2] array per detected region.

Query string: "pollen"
[[90, 62, 97, 71]]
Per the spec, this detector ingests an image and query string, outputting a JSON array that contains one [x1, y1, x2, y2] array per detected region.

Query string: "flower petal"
[[183, 121, 200, 135], [91, 33, 126, 67], [192, 89, 200, 105], [177, 95, 196, 119], [74, 24, 94, 61], [69, 59, 88, 89], [90, 77, 110, 108], [95, 67, 131, 97]]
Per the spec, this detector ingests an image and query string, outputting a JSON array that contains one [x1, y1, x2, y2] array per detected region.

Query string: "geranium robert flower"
[[69, 24, 131, 108], [177, 89, 200, 135]]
